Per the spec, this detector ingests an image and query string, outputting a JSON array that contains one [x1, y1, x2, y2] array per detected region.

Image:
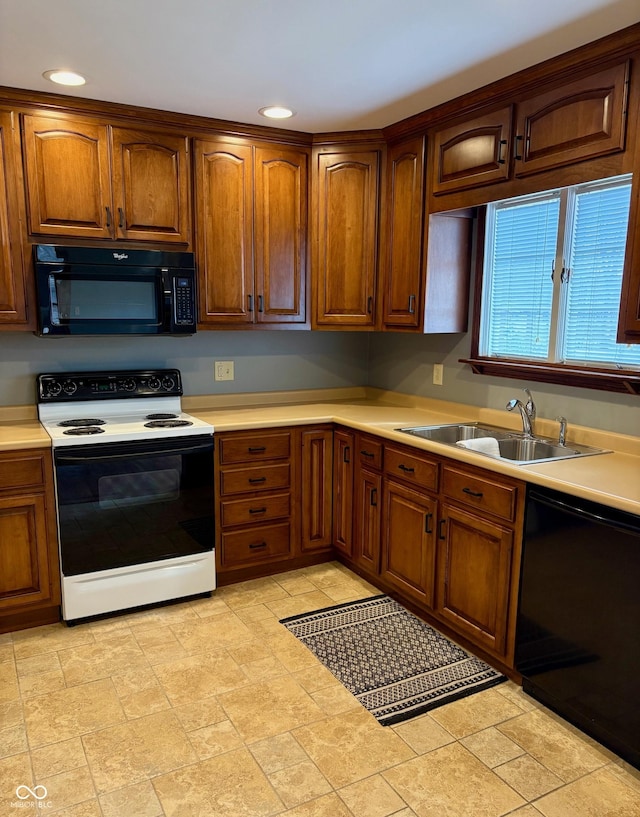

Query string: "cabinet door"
[[314, 150, 379, 326], [195, 139, 254, 323], [22, 114, 112, 238], [0, 112, 28, 326], [432, 107, 512, 195], [0, 493, 55, 610], [111, 127, 190, 243], [381, 480, 436, 608], [333, 429, 354, 557], [382, 136, 425, 328], [437, 504, 513, 657], [254, 146, 308, 324], [514, 62, 629, 178], [354, 467, 381, 576], [300, 428, 333, 552]]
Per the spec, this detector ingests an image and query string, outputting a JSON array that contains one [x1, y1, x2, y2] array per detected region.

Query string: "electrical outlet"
[[214, 361, 234, 381], [433, 363, 444, 386]]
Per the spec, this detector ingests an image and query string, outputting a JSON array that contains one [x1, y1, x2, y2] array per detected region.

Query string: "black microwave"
[[34, 245, 197, 336]]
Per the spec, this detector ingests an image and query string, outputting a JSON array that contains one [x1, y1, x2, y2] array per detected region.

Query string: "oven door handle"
[[55, 441, 214, 463]]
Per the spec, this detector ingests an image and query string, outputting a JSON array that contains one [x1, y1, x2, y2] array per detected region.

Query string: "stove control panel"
[[37, 369, 183, 402]]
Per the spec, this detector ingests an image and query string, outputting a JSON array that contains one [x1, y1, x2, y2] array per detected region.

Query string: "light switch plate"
[[214, 361, 234, 381], [433, 363, 444, 386]]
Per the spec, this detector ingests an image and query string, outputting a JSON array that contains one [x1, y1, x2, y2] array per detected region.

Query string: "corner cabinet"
[[0, 111, 29, 327], [332, 428, 355, 557], [21, 113, 191, 243], [195, 137, 308, 326], [381, 136, 426, 329], [312, 144, 382, 328], [430, 61, 630, 202], [0, 448, 61, 633]]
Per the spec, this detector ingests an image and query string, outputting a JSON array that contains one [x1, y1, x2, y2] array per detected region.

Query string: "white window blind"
[[480, 175, 639, 370]]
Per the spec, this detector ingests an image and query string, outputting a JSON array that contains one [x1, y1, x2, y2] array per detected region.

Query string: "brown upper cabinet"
[[312, 145, 381, 328], [195, 137, 308, 325], [382, 136, 426, 329], [21, 114, 190, 243], [0, 111, 28, 327], [431, 61, 629, 198]]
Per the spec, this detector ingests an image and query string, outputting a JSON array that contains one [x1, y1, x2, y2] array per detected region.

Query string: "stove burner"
[[58, 418, 106, 427], [62, 426, 105, 436], [146, 413, 179, 420], [144, 420, 193, 429]]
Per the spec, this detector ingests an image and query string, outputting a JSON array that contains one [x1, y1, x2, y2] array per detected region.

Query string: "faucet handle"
[[523, 388, 536, 420], [556, 416, 567, 446]]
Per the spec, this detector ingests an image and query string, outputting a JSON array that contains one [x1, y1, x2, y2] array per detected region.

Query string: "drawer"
[[220, 492, 290, 528], [385, 446, 438, 492], [221, 522, 291, 567], [442, 465, 518, 522], [0, 453, 46, 491], [219, 432, 291, 465], [219, 463, 290, 496], [357, 436, 383, 470]]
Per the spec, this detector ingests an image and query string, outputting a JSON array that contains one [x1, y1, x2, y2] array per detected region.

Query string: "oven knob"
[[45, 380, 62, 397], [119, 378, 136, 392], [148, 377, 161, 391], [62, 381, 78, 396], [161, 376, 175, 392]]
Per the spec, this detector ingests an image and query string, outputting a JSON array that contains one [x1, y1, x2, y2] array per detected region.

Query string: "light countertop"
[[1, 389, 638, 514]]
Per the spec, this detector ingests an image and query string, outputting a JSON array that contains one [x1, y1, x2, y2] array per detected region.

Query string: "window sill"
[[460, 358, 640, 395]]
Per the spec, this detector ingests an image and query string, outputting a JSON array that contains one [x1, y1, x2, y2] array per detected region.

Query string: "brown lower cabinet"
[[0, 448, 60, 633], [332, 428, 355, 558], [215, 425, 333, 583]]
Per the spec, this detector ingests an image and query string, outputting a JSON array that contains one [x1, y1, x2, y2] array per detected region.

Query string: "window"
[[477, 175, 640, 379]]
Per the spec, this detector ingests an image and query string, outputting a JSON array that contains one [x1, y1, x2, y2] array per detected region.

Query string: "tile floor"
[[1, 561, 639, 817]]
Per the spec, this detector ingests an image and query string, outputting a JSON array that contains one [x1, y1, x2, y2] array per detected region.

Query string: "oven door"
[[54, 435, 214, 576]]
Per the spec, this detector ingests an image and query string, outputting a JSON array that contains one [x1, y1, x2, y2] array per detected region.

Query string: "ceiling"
[[1, 0, 639, 133]]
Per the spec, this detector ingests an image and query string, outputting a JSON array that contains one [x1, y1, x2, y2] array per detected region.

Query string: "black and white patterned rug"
[[281, 594, 505, 725]]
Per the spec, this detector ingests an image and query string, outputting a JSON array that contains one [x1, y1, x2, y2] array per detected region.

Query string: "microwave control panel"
[[173, 276, 195, 326]]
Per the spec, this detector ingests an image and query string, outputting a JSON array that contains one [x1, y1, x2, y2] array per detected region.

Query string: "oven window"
[[55, 445, 214, 575], [55, 278, 158, 321]]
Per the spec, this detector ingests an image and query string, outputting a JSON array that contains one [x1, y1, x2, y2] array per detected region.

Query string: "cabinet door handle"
[[249, 541, 267, 549], [360, 449, 375, 458], [258, 295, 264, 313], [408, 294, 416, 314], [343, 446, 350, 464], [118, 207, 125, 229], [513, 134, 523, 161], [248, 446, 266, 453], [424, 512, 433, 534], [370, 488, 377, 507], [462, 487, 484, 498], [398, 463, 415, 473], [248, 476, 266, 484], [248, 294, 254, 312], [249, 507, 267, 514], [105, 206, 112, 228], [438, 519, 447, 540], [367, 296, 373, 314], [497, 139, 507, 164]]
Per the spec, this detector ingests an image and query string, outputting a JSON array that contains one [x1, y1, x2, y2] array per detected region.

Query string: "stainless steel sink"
[[396, 423, 609, 464]]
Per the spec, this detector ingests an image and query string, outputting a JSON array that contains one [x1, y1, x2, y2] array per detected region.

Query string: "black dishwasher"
[[516, 486, 640, 769]]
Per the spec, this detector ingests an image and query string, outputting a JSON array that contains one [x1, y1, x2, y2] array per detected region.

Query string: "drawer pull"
[[398, 464, 415, 473], [249, 507, 267, 514], [248, 477, 267, 484], [462, 487, 484, 498], [438, 519, 447, 540], [424, 512, 433, 534], [248, 446, 266, 453], [249, 541, 267, 549], [343, 446, 350, 464], [370, 488, 377, 507], [360, 449, 375, 458]]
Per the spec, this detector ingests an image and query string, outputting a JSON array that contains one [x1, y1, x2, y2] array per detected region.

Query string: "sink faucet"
[[506, 388, 536, 437], [556, 416, 567, 446]]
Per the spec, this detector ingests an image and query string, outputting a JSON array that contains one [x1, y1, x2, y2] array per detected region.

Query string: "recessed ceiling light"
[[43, 69, 86, 87], [258, 106, 295, 120]]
